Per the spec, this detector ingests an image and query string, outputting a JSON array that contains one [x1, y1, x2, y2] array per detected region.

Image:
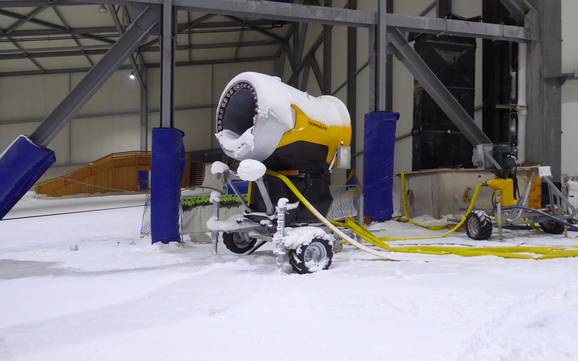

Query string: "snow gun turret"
[[214, 72, 352, 224], [215, 72, 351, 172]]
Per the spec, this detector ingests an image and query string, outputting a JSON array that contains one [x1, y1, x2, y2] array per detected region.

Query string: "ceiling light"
[[129, 72, 136, 81], [98, 5, 108, 14]]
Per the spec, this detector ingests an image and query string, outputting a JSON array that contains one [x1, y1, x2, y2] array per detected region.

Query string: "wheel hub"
[[468, 216, 480, 234], [304, 242, 328, 265]]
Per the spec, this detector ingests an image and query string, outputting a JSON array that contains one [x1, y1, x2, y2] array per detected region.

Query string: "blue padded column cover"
[[0, 136, 55, 219], [363, 112, 399, 222], [151, 128, 185, 244]]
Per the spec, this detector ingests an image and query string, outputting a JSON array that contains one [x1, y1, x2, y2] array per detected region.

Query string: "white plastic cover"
[[215, 72, 350, 162]]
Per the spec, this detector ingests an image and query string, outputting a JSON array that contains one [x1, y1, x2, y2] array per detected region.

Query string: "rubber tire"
[[539, 220, 565, 235], [289, 237, 333, 274], [222, 232, 257, 254], [465, 210, 493, 240]]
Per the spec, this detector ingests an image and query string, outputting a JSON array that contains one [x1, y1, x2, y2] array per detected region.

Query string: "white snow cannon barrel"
[[215, 72, 351, 172]]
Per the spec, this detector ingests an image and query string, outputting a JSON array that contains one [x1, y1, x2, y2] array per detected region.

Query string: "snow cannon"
[[208, 72, 355, 273], [214, 72, 352, 225], [215, 71, 351, 172]]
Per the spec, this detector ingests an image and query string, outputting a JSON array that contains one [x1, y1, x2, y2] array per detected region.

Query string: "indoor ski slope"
[[1, 194, 578, 361]]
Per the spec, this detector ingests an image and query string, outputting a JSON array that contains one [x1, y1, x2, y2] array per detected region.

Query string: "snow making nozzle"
[[215, 72, 351, 171], [216, 82, 257, 135]]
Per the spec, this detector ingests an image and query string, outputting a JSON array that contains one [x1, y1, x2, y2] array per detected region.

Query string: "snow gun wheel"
[[222, 232, 257, 254], [289, 237, 333, 274], [465, 210, 493, 240], [539, 220, 565, 235]]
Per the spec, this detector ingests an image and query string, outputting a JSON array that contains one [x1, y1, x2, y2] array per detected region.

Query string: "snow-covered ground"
[[1, 194, 578, 361]]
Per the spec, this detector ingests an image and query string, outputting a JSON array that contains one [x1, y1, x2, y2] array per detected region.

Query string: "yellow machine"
[[486, 178, 517, 207]]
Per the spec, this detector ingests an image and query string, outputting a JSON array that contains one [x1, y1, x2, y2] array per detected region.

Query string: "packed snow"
[[215, 128, 255, 159], [1, 194, 578, 361], [236, 159, 266, 181], [282, 226, 334, 249], [209, 161, 229, 175]]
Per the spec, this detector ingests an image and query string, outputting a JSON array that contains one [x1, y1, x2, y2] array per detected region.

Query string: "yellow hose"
[[268, 170, 578, 260], [381, 180, 483, 241]]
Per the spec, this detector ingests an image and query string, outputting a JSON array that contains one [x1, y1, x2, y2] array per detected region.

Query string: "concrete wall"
[[0, 61, 273, 166]]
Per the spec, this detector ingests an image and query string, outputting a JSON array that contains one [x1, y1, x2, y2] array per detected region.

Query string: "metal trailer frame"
[[0, 0, 562, 235], [467, 168, 578, 241]]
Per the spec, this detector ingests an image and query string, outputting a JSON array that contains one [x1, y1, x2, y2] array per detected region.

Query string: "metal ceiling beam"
[[386, 14, 530, 42], [108, 3, 144, 88], [0, 39, 280, 59], [0, 6, 48, 41], [0, 8, 115, 44], [0, 0, 531, 41], [4, 19, 283, 38], [0, 0, 81, 6], [288, 30, 324, 86], [60, 0, 376, 27], [29, 5, 160, 147], [8, 37, 46, 73], [0, 55, 276, 78], [52, 6, 95, 66], [388, 28, 492, 146], [225, 15, 284, 42], [62, 0, 530, 41], [173, 0, 373, 27], [310, 55, 324, 92], [419, 1, 436, 16], [233, 27, 244, 60], [0, 6, 49, 73]]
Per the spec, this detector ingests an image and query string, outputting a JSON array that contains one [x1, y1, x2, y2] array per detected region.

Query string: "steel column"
[[322, 0, 332, 94], [499, 0, 534, 23], [368, 23, 376, 112], [436, 0, 451, 18], [376, 0, 388, 111], [526, 1, 562, 180], [388, 28, 492, 146], [140, 69, 148, 151], [347, 0, 357, 169], [29, 6, 160, 147], [160, 0, 175, 128]]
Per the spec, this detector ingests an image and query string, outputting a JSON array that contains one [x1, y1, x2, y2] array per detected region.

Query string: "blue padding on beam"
[[363, 112, 399, 223], [0, 136, 55, 219], [151, 128, 185, 244]]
